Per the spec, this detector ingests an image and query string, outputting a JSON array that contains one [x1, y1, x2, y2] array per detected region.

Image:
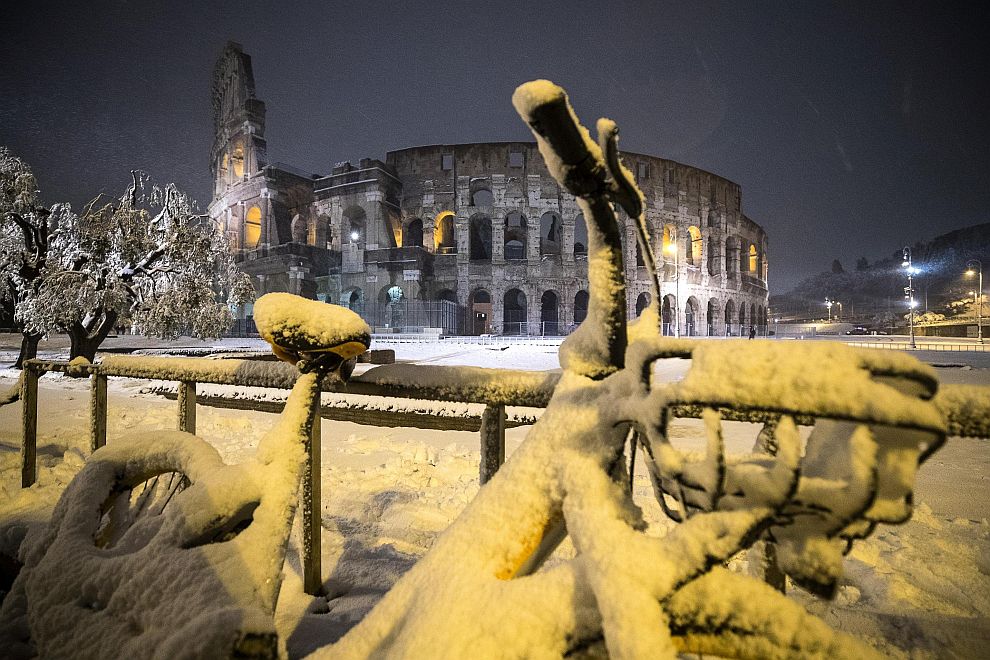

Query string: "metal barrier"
[[843, 341, 990, 352]]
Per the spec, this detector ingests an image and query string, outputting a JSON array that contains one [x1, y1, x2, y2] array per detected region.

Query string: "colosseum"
[[209, 43, 770, 337]]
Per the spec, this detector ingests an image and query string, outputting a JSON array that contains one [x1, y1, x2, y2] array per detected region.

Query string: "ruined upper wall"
[[384, 142, 750, 222]]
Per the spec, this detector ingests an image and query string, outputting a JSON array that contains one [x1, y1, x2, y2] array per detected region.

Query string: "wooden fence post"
[[21, 364, 39, 488], [177, 381, 196, 434], [303, 404, 323, 595], [90, 372, 107, 452], [479, 403, 506, 485]]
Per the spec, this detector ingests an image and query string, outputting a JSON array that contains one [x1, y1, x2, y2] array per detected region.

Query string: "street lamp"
[[965, 259, 984, 344], [665, 234, 680, 337], [825, 298, 833, 323], [902, 247, 917, 349]]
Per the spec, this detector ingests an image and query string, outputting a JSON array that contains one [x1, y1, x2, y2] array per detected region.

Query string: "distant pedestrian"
[[748, 325, 756, 340]]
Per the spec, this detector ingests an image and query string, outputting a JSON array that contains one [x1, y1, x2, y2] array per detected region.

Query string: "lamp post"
[[825, 298, 833, 323], [902, 247, 917, 349], [665, 233, 680, 337], [965, 259, 984, 344]]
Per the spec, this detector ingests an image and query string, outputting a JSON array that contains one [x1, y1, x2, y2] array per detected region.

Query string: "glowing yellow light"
[[665, 242, 677, 254], [966, 269, 976, 276]]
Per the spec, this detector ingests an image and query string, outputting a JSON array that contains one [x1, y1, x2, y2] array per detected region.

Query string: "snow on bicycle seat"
[[253, 293, 371, 366]]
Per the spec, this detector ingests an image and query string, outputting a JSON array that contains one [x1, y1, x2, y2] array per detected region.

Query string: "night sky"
[[2, 0, 988, 290]]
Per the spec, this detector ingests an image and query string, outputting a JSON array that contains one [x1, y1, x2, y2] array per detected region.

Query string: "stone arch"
[[573, 213, 588, 259], [707, 298, 720, 336], [340, 287, 364, 313], [687, 226, 702, 266], [685, 296, 701, 336], [469, 213, 492, 261], [636, 291, 652, 317], [503, 288, 527, 335], [402, 217, 424, 247], [540, 212, 562, 256], [245, 205, 262, 248], [469, 288, 492, 335], [749, 303, 756, 330], [749, 243, 759, 273], [540, 290, 561, 335], [724, 299, 736, 336], [379, 284, 406, 329], [470, 180, 493, 207], [738, 302, 747, 330], [504, 211, 527, 260], [291, 213, 307, 243], [574, 289, 589, 325], [661, 293, 676, 336], [434, 288, 457, 303], [434, 211, 456, 254], [343, 206, 367, 245]]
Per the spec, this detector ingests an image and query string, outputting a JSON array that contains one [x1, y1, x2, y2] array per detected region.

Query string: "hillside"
[[772, 223, 990, 323]]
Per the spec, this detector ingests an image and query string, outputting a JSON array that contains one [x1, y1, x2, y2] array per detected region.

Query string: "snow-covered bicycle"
[[1, 81, 948, 659]]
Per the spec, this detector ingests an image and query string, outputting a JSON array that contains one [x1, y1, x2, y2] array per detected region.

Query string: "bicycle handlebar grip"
[[512, 80, 606, 197]]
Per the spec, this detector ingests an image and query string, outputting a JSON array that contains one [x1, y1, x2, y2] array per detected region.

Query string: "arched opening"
[[323, 216, 333, 250], [540, 290, 560, 335], [381, 285, 405, 329], [749, 244, 758, 273], [402, 218, 423, 247], [503, 289, 527, 335], [724, 300, 736, 336], [471, 187, 494, 207], [245, 205, 262, 249], [434, 211, 456, 254], [687, 226, 702, 266], [685, 297, 700, 336], [540, 212, 562, 256], [504, 211, 527, 260], [573, 290, 589, 325], [661, 294, 676, 336], [231, 140, 245, 178], [662, 225, 676, 279], [469, 214, 492, 261], [738, 304, 747, 333], [343, 206, 367, 245], [636, 292, 652, 317], [725, 236, 739, 274], [341, 287, 364, 314], [470, 289, 491, 335], [750, 303, 756, 333], [573, 213, 588, 259], [635, 239, 645, 267], [707, 298, 719, 336]]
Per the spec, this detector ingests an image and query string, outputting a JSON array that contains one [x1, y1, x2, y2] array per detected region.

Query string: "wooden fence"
[[17, 354, 988, 595]]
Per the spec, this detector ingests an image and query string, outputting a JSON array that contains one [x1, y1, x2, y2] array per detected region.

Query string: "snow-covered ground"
[[1, 336, 988, 657]]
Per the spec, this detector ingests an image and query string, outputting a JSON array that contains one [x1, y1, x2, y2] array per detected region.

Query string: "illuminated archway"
[[245, 205, 262, 248]]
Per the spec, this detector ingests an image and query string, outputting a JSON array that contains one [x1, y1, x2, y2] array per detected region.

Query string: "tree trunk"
[[68, 312, 118, 363], [14, 332, 42, 369]]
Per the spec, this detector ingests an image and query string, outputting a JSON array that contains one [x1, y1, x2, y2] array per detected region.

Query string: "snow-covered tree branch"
[[0, 147, 55, 368], [14, 171, 255, 361]]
